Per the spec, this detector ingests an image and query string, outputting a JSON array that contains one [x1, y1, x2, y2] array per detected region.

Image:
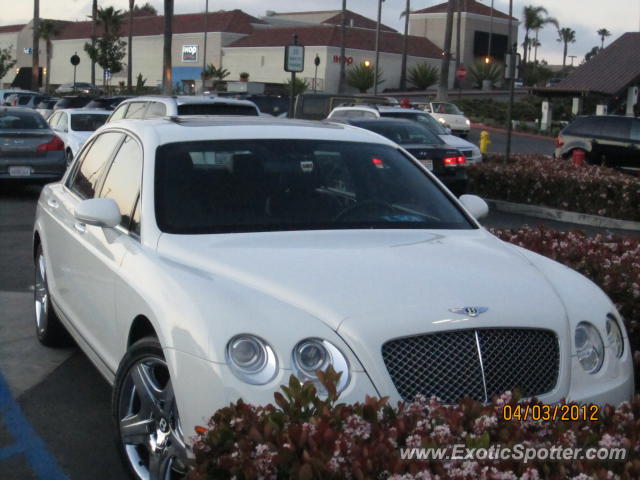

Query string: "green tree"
[[468, 61, 504, 89], [133, 2, 157, 15], [522, 5, 554, 65], [585, 46, 601, 62], [407, 62, 439, 90], [0, 46, 17, 81], [557, 27, 576, 70], [285, 76, 309, 96], [202, 64, 229, 90], [347, 62, 383, 93], [530, 14, 557, 63], [597, 28, 611, 49], [84, 6, 127, 89], [37, 19, 61, 92]]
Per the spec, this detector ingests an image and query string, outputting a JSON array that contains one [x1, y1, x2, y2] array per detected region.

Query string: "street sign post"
[[70, 53, 80, 94], [285, 35, 305, 118]]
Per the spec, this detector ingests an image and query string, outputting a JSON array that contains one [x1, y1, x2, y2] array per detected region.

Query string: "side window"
[[68, 132, 124, 199], [48, 112, 60, 128], [146, 102, 167, 118], [567, 118, 601, 136], [600, 117, 631, 140], [110, 104, 128, 121], [631, 119, 640, 142], [99, 136, 143, 229], [125, 102, 147, 119]]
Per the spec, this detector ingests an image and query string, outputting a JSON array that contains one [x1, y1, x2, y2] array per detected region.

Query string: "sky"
[[2, 0, 639, 65]]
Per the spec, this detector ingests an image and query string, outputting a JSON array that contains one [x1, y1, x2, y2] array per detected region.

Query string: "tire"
[[113, 337, 189, 480], [65, 149, 74, 167], [34, 244, 72, 347]]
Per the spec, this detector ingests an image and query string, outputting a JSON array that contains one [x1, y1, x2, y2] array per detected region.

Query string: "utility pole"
[[338, 0, 347, 93], [436, 0, 456, 101], [32, 0, 40, 91], [91, 0, 97, 86], [373, 0, 383, 95], [399, 0, 410, 91], [202, 0, 208, 93], [505, 0, 515, 163], [162, 0, 174, 94]]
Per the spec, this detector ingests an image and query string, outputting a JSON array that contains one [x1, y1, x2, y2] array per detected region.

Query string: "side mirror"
[[74, 198, 121, 228], [459, 194, 489, 220]]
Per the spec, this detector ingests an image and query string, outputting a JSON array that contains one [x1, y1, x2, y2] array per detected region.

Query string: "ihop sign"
[[182, 45, 198, 62], [332, 55, 354, 64]]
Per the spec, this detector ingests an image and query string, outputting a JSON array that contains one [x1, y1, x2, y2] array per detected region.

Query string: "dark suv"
[[555, 115, 640, 172]]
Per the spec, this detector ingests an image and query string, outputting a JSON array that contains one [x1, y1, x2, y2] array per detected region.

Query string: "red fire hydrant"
[[571, 149, 586, 167]]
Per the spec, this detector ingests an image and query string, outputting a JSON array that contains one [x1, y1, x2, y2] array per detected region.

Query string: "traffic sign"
[[70, 54, 80, 66], [456, 65, 467, 81], [285, 44, 305, 73]]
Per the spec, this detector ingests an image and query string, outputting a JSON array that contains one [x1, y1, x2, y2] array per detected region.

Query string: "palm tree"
[[597, 28, 611, 49], [399, 0, 410, 90], [91, 0, 97, 85], [127, 0, 134, 92], [37, 19, 61, 92], [32, 0, 40, 91], [437, 0, 456, 100], [557, 27, 576, 69], [522, 5, 553, 66], [531, 14, 557, 63], [163, 0, 173, 94]]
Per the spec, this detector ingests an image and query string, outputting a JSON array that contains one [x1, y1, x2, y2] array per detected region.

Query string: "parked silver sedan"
[[0, 107, 66, 181]]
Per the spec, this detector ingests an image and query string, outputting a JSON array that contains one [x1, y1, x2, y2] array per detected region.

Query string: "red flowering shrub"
[[189, 369, 640, 480], [468, 155, 640, 221]]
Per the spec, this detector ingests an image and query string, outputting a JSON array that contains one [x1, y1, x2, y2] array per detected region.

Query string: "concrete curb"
[[486, 199, 640, 232], [472, 123, 556, 141]]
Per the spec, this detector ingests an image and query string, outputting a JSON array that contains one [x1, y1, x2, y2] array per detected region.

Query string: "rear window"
[[177, 103, 259, 116], [354, 122, 443, 145], [0, 110, 49, 130], [70, 113, 109, 131]]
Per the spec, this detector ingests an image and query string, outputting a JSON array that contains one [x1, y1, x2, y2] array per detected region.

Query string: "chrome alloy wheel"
[[34, 252, 49, 336], [118, 357, 188, 480]]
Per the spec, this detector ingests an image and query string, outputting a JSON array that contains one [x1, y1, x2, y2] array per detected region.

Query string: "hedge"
[[189, 228, 640, 480], [468, 156, 640, 222]]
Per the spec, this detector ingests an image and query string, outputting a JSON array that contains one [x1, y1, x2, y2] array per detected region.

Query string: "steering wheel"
[[334, 199, 399, 221]]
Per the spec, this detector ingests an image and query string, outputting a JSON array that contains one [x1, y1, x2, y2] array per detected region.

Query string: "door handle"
[[47, 198, 58, 208], [74, 222, 86, 233]]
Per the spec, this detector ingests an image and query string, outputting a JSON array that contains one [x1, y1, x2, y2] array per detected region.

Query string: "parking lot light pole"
[[373, 0, 384, 95], [505, 0, 515, 164]]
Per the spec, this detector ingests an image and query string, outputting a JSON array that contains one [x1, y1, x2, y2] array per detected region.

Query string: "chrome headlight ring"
[[292, 338, 350, 394], [575, 322, 605, 374], [226, 334, 278, 385]]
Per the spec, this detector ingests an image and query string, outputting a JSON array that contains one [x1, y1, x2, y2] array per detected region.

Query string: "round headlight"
[[226, 335, 277, 384], [292, 339, 350, 394], [575, 322, 605, 374], [606, 315, 624, 358]]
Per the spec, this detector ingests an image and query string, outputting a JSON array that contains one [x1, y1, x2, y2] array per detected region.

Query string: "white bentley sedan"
[[33, 117, 634, 479]]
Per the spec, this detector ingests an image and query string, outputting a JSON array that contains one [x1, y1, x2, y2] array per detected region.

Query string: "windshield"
[[381, 111, 448, 135], [432, 103, 462, 115], [355, 122, 443, 145], [155, 139, 472, 234], [0, 110, 49, 130], [70, 113, 109, 131]]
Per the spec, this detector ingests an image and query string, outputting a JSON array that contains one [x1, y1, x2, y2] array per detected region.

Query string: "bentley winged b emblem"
[[449, 306, 489, 317]]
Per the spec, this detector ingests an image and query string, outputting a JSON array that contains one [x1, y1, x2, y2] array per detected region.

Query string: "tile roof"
[[0, 24, 26, 34], [554, 33, 640, 96], [270, 10, 396, 32], [413, 0, 517, 21], [228, 25, 442, 58], [54, 9, 264, 40]]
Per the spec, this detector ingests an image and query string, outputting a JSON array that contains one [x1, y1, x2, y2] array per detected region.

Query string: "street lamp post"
[[202, 0, 208, 93], [505, 0, 515, 163], [373, 0, 383, 95], [313, 54, 320, 92]]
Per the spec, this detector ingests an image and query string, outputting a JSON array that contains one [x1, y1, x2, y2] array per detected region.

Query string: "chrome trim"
[[474, 330, 489, 403]]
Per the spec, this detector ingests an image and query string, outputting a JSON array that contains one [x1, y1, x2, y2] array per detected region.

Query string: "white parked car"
[[47, 109, 110, 164], [424, 101, 471, 137], [33, 117, 634, 479], [327, 105, 481, 163], [107, 95, 260, 122]]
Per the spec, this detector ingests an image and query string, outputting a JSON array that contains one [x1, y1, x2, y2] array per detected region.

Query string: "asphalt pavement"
[[0, 179, 636, 479], [468, 126, 556, 157]]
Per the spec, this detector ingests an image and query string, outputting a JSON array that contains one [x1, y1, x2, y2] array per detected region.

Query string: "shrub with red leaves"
[[468, 155, 640, 222]]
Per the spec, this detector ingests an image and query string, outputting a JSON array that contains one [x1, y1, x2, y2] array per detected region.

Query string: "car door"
[[45, 131, 125, 372], [92, 134, 144, 367]]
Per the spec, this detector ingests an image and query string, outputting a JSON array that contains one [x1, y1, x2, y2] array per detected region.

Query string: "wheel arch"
[[33, 230, 41, 261], [127, 315, 158, 348]]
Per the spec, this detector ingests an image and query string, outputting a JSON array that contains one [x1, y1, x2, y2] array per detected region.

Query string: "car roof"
[[59, 108, 110, 115], [104, 116, 398, 147], [119, 95, 258, 107], [344, 118, 422, 125], [0, 106, 42, 115]]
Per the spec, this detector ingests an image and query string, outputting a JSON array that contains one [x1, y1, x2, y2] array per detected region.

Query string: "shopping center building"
[[0, 2, 517, 94]]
